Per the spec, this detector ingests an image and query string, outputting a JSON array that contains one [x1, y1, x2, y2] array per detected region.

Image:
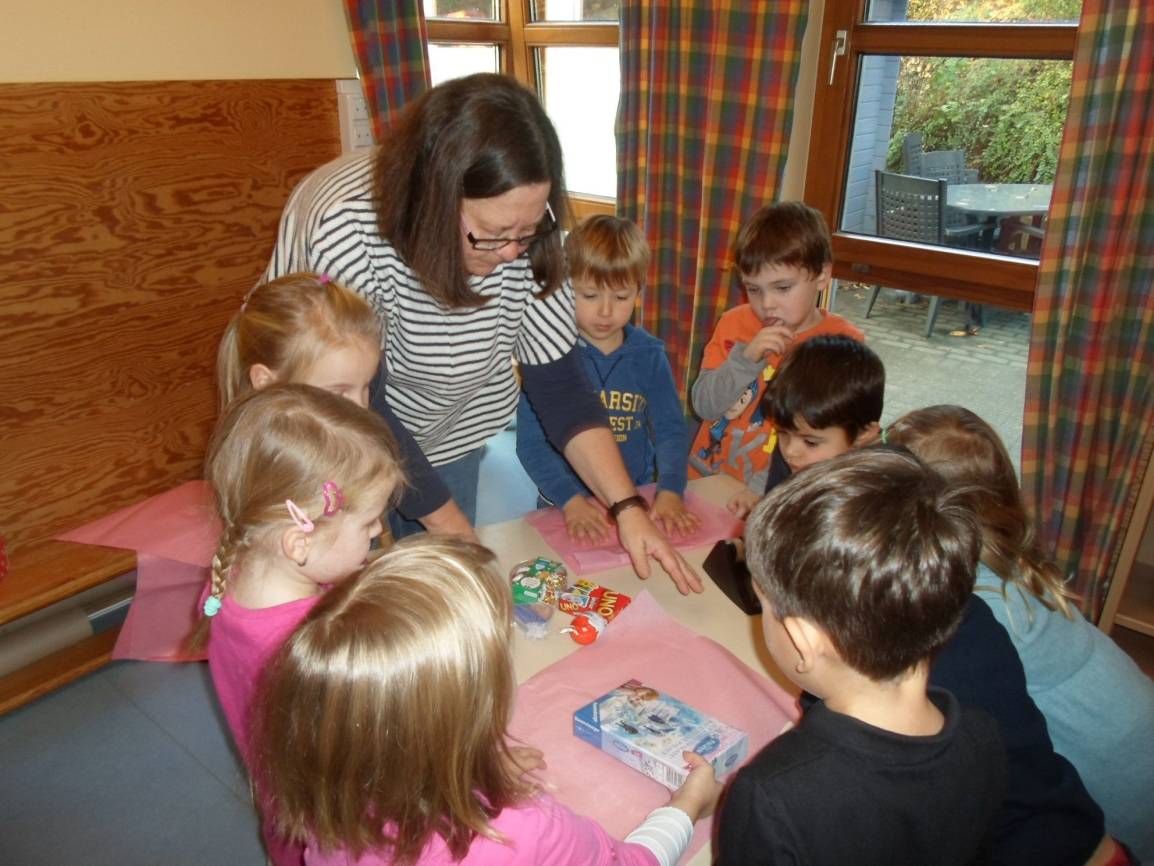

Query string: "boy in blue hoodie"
[[516, 216, 699, 544]]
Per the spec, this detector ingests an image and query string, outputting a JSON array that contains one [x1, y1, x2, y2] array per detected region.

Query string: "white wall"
[[779, 0, 823, 201], [0, 0, 357, 82]]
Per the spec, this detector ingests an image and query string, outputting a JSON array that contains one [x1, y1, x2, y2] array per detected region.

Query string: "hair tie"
[[322, 481, 345, 516], [318, 273, 332, 285], [286, 499, 315, 532], [880, 427, 889, 445], [203, 595, 223, 617]]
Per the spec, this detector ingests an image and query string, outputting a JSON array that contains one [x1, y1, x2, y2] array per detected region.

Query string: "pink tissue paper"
[[508, 591, 798, 864], [522, 483, 743, 575], [55, 481, 219, 662]]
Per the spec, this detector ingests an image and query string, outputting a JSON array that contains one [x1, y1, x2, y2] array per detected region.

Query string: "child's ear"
[[853, 421, 882, 448], [281, 527, 313, 568], [782, 616, 827, 674], [249, 363, 279, 391], [816, 263, 833, 292]]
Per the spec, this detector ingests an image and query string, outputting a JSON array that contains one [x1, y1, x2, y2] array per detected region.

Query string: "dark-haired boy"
[[716, 448, 1007, 866], [727, 334, 885, 518]]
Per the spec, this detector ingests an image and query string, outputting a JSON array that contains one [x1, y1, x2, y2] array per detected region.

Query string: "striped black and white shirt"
[[264, 151, 577, 466]]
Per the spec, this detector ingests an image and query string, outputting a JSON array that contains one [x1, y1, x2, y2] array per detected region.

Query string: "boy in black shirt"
[[716, 448, 1007, 866]]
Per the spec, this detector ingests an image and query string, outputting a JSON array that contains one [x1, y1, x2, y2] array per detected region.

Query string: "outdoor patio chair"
[[995, 214, 1046, 259], [867, 170, 987, 338], [901, 132, 980, 184], [901, 132, 981, 235]]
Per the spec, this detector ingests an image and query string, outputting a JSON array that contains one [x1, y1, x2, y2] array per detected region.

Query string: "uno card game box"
[[574, 678, 749, 790]]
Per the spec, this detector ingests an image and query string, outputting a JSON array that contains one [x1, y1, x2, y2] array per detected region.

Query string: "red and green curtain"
[[616, 1, 809, 403], [343, 0, 431, 140], [1021, 0, 1154, 620]]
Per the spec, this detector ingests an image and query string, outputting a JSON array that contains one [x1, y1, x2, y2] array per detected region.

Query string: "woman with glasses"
[[263, 73, 699, 594]]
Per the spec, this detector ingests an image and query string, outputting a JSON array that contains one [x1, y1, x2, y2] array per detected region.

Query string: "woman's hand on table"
[[562, 495, 613, 545], [649, 490, 701, 538], [616, 506, 703, 595]]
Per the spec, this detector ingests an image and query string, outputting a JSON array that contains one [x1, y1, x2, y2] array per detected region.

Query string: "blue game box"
[[573, 678, 749, 790]]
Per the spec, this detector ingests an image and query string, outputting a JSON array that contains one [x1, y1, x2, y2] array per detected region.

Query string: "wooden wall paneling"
[[0, 79, 341, 633]]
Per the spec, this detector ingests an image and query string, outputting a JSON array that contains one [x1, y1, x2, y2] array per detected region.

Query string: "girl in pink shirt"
[[189, 382, 404, 865], [250, 536, 722, 866]]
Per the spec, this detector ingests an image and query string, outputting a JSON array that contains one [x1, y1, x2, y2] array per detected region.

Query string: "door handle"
[[828, 29, 848, 85]]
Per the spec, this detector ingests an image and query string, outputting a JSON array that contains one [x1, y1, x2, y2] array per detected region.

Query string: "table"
[[479, 473, 793, 692], [477, 473, 797, 865], [947, 183, 1053, 219]]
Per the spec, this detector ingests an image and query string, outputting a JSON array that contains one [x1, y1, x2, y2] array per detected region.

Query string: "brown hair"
[[252, 536, 529, 864], [187, 384, 403, 650], [764, 335, 884, 440], [746, 447, 981, 680], [734, 201, 832, 279], [373, 73, 568, 308], [216, 272, 381, 410], [565, 214, 650, 294], [885, 405, 1076, 619]]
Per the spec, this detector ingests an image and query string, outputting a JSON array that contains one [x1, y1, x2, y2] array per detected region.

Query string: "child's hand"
[[726, 486, 761, 519], [501, 744, 552, 794], [650, 490, 701, 538], [667, 752, 723, 822], [741, 325, 794, 364], [504, 744, 547, 776], [563, 495, 612, 545]]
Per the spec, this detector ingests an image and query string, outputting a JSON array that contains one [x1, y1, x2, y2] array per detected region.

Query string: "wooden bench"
[[0, 79, 341, 712]]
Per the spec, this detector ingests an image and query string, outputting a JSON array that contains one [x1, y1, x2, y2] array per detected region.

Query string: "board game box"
[[573, 678, 749, 790]]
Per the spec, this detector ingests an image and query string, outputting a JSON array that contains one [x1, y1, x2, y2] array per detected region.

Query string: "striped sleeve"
[[262, 150, 377, 283], [516, 280, 578, 365]]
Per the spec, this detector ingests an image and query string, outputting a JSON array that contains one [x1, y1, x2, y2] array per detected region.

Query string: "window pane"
[[424, 0, 498, 20], [839, 55, 1069, 253], [867, 0, 1081, 24], [829, 279, 1028, 464], [530, 0, 618, 22], [429, 43, 500, 85], [536, 46, 620, 198]]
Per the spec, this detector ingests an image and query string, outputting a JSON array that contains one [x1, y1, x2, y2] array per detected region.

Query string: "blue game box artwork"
[[573, 678, 749, 790]]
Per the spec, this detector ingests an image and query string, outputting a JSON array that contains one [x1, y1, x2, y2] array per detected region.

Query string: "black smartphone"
[[702, 540, 762, 615]]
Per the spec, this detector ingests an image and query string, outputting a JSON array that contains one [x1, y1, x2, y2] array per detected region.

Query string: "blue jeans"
[[388, 447, 483, 538]]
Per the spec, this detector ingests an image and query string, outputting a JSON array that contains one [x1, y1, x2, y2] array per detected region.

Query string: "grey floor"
[[0, 293, 1028, 865]]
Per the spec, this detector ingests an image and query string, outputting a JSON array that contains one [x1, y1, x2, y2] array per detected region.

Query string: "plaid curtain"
[[1020, 0, 1154, 620], [343, 0, 431, 141], [616, 1, 808, 403]]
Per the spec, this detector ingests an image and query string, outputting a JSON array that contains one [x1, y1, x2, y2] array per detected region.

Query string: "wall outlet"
[[336, 79, 374, 152]]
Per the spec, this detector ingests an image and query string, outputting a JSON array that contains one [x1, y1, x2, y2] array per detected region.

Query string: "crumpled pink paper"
[[522, 484, 743, 575], [55, 480, 219, 567], [508, 592, 798, 864], [54, 481, 219, 662], [111, 554, 209, 661]]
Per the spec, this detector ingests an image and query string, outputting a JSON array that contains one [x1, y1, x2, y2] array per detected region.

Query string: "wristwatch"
[[607, 494, 648, 521]]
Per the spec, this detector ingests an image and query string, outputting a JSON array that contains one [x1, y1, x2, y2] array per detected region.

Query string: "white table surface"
[[946, 182, 1053, 217], [477, 474, 797, 865]]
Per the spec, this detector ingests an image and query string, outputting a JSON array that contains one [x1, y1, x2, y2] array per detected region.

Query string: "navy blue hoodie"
[[516, 324, 689, 506]]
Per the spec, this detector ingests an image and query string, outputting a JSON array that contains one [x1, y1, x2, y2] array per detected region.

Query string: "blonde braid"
[[186, 524, 245, 651]]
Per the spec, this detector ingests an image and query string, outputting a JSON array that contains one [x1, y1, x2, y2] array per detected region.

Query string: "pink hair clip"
[[322, 481, 345, 516], [285, 499, 315, 533], [317, 273, 332, 285]]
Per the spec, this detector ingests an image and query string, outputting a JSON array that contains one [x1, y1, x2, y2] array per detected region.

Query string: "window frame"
[[426, 1, 619, 219], [804, 0, 1078, 310]]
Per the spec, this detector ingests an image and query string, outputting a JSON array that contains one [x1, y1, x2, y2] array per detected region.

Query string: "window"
[[806, 0, 1080, 310], [424, 1, 620, 216]]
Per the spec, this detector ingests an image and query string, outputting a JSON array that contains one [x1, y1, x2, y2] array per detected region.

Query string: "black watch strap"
[[607, 494, 648, 521]]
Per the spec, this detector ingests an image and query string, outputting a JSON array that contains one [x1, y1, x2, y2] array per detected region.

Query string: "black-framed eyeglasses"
[[465, 202, 558, 251]]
